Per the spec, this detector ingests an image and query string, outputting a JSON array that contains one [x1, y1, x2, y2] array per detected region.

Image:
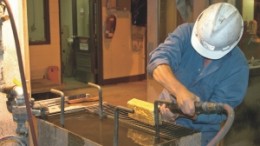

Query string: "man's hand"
[[175, 87, 199, 116], [159, 104, 179, 123], [153, 64, 200, 117]]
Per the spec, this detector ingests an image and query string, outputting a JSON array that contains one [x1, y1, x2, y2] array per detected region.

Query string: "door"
[[72, 0, 95, 83], [255, 0, 260, 36], [60, 0, 100, 84]]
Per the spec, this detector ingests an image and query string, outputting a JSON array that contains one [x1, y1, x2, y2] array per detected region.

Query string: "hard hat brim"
[[191, 23, 231, 60]]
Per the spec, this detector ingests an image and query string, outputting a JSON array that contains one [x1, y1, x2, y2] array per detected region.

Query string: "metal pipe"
[[88, 82, 104, 119], [113, 106, 134, 146], [154, 100, 172, 139], [2, 0, 38, 145], [154, 100, 160, 138], [50, 88, 65, 127]]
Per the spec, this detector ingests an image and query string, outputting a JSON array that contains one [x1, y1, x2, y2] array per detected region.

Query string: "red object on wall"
[[46, 66, 59, 84], [105, 14, 117, 39]]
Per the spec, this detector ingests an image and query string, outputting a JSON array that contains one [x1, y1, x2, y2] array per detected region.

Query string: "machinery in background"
[[0, 85, 42, 146], [0, 1, 40, 144], [0, 1, 25, 145]]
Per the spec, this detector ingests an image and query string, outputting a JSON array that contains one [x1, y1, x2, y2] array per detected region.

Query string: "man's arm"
[[152, 64, 198, 116]]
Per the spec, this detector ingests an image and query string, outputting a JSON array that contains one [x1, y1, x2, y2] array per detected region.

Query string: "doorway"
[[60, 0, 101, 89]]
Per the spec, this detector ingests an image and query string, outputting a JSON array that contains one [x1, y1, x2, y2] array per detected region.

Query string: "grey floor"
[[49, 76, 260, 145], [62, 77, 89, 90], [62, 78, 147, 106]]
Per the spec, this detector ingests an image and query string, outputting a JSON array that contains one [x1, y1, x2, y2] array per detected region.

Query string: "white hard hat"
[[191, 3, 244, 59]]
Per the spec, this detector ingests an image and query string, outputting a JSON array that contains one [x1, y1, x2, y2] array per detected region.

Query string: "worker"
[[147, 2, 249, 146]]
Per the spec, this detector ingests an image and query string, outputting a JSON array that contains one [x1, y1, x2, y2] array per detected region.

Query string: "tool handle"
[[195, 102, 225, 114], [167, 101, 225, 115]]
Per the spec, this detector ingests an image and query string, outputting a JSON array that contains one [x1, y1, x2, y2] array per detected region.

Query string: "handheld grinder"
[[165, 101, 225, 115], [154, 99, 235, 146]]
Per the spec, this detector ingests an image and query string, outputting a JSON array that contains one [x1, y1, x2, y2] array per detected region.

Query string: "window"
[[27, 0, 50, 45]]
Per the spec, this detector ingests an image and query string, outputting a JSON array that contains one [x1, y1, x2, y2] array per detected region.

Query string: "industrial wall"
[[146, 0, 178, 102], [29, 0, 146, 83], [29, 0, 61, 82], [102, 0, 146, 80]]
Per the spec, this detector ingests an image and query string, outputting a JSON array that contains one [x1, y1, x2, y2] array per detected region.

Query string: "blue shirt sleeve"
[[147, 23, 193, 76]]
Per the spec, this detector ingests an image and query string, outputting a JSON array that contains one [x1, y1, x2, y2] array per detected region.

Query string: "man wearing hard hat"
[[147, 3, 249, 146]]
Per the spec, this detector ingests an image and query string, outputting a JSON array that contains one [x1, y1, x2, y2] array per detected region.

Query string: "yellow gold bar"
[[127, 98, 161, 126]]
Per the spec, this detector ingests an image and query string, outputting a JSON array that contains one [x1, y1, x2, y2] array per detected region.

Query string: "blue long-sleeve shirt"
[[147, 23, 249, 133]]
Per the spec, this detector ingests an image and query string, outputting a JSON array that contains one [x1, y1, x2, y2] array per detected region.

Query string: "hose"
[[0, 136, 26, 146], [207, 104, 234, 146], [183, 102, 235, 146], [176, 102, 235, 146], [157, 100, 235, 146], [2, 0, 38, 145]]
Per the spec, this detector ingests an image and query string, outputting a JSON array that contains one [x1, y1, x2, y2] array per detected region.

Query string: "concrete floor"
[[62, 79, 147, 107]]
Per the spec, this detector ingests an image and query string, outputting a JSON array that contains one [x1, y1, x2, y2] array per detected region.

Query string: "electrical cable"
[[2, 0, 38, 145]]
